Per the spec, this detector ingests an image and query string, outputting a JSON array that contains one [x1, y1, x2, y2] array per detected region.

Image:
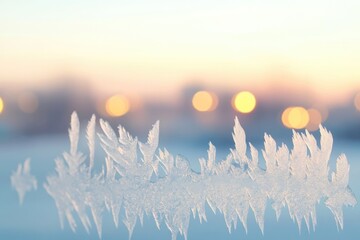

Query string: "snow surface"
[[44, 112, 357, 240], [11, 159, 37, 205]]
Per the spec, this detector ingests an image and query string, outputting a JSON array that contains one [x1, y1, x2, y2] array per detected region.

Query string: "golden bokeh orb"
[[282, 106, 310, 129], [281, 107, 292, 128], [0, 97, 4, 114], [232, 91, 256, 113], [288, 107, 309, 129], [105, 95, 130, 117], [192, 91, 217, 112]]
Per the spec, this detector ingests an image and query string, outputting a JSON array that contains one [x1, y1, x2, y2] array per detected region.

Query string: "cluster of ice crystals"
[[11, 159, 37, 205], [44, 112, 356, 239]]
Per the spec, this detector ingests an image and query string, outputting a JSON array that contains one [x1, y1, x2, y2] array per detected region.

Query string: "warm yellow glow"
[[306, 108, 323, 131], [192, 91, 218, 112], [281, 107, 293, 128], [105, 95, 130, 117], [17, 92, 39, 113], [232, 91, 256, 113], [355, 92, 360, 111], [288, 108, 308, 129], [288, 107, 309, 129], [0, 97, 3, 114], [282, 106, 309, 129]]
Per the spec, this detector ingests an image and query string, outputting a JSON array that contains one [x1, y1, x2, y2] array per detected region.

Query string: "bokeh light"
[[105, 95, 130, 117], [355, 92, 360, 111], [17, 92, 39, 113], [288, 107, 309, 129], [192, 91, 218, 112], [282, 106, 309, 129], [0, 97, 4, 114], [232, 91, 256, 114], [281, 107, 292, 128], [306, 108, 323, 131]]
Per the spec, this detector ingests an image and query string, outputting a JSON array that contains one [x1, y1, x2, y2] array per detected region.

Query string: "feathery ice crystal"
[[11, 159, 37, 205], [44, 112, 356, 239]]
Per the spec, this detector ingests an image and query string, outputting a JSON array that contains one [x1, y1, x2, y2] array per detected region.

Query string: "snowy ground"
[[0, 135, 359, 239]]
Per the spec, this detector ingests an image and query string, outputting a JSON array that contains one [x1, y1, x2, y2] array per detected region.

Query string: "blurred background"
[[1, 0, 360, 239]]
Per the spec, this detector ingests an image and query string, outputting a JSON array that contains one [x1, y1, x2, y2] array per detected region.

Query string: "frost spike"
[[249, 143, 258, 172], [249, 196, 266, 235], [262, 133, 277, 173], [65, 209, 77, 233], [99, 119, 118, 148], [319, 125, 333, 163], [232, 117, 248, 167], [87, 114, 96, 174], [69, 112, 80, 156], [110, 200, 121, 228], [123, 216, 136, 240], [304, 214, 310, 233], [236, 205, 249, 234], [139, 121, 159, 162], [311, 210, 317, 232], [23, 159, 31, 174], [11, 159, 37, 205], [332, 154, 350, 187], [200, 142, 216, 175], [158, 148, 174, 175], [91, 206, 103, 239], [207, 142, 216, 172], [152, 211, 162, 230]]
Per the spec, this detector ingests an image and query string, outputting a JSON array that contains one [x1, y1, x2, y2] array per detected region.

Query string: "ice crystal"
[[44, 112, 356, 239], [11, 159, 37, 205]]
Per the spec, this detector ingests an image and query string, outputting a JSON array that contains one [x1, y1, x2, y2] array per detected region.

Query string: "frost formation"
[[44, 112, 356, 239], [11, 159, 37, 205]]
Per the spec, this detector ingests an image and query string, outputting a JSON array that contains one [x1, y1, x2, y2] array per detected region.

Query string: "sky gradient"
[[1, 0, 360, 102]]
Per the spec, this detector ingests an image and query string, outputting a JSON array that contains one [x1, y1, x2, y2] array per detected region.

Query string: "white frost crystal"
[[11, 159, 37, 205], [44, 112, 356, 239]]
